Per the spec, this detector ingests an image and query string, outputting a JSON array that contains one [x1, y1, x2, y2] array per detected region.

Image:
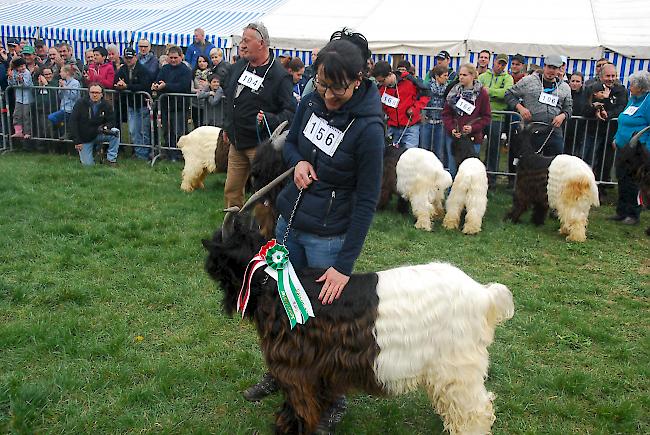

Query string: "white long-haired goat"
[[443, 158, 489, 235], [396, 148, 453, 231], [177, 126, 222, 192], [547, 154, 600, 242]]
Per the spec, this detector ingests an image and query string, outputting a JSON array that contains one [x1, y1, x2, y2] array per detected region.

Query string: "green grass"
[[0, 153, 648, 434]]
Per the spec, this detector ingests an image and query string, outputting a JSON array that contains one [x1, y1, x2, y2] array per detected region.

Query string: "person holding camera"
[[69, 83, 120, 166]]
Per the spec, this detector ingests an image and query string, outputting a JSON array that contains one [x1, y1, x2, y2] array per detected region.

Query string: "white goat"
[[443, 158, 489, 235], [396, 148, 453, 231], [547, 154, 600, 242], [177, 126, 222, 192]]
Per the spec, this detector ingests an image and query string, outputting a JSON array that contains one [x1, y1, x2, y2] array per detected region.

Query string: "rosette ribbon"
[[237, 239, 314, 328]]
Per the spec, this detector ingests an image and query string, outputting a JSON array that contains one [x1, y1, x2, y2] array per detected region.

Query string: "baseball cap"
[[495, 53, 508, 64], [21, 45, 35, 55], [436, 50, 451, 59], [279, 51, 291, 58], [7, 37, 19, 46], [544, 54, 563, 67], [123, 47, 136, 59], [511, 53, 525, 64]]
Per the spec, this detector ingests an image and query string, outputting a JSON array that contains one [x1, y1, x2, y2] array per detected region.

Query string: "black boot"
[[313, 396, 347, 434], [242, 372, 279, 402]]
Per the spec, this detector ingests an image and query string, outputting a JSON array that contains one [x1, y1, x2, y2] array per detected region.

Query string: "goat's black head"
[[510, 122, 553, 159], [452, 135, 479, 166]]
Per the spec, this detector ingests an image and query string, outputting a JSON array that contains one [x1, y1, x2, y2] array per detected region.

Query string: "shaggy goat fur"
[[443, 158, 489, 235], [547, 155, 600, 242], [249, 129, 290, 239], [504, 126, 555, 225], [618, 141, 650, 236], [203, 217, 514, 434], [178, 126, 222, 192], [396, 148, 453, 231], [377, 145, 409, 213]]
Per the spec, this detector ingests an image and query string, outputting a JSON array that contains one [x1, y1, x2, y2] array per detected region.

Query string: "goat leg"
[[531, 202, 549, 226], [505, 197, 527, 223]]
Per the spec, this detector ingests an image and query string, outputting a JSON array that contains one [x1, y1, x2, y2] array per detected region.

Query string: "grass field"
[[0, 153, 648, 434]]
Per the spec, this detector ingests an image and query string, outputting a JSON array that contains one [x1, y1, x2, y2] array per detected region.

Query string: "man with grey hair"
[[137, 38, 158, 77], [222, 21, 295, 208], [185, 27, 216, 69], [583, 62, 627, 185]]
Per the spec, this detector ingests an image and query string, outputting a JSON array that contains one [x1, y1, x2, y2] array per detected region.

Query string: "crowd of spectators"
[[0, 30, 644, 189]]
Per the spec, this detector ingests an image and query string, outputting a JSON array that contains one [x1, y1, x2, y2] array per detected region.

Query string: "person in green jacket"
[[478, 53, 514, 186]]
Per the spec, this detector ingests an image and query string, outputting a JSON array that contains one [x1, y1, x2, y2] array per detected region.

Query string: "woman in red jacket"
[[85, 46, 115, 90], [442, 63, 491, 176]]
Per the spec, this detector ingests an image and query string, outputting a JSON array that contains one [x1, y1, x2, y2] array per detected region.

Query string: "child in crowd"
[[197, 74, 224, 126], [8, 57, 34, 139], [48, 64, 81, 138]]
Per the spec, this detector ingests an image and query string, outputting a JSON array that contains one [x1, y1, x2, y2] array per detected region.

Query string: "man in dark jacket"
[[222, 22, 296, 207], [69, 83, 120, 165], [115, 47, 153, 160], [152, 45, 192, 158], [582, 63, 628, 183]]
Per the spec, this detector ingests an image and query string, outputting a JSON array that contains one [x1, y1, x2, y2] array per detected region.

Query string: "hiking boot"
[[620, 217, 639, 225], [314, 396, 347, 434], [243, 373, 279, 402]]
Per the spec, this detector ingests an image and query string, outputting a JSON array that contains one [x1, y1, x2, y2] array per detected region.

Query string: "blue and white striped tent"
[[0, 0, 284, 62]]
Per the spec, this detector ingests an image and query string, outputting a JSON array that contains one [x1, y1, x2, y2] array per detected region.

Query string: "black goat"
[[617, 126, 650, 235], [377, 144, 409, 213]]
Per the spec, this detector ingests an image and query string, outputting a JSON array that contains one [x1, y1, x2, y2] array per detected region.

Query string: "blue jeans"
[[275, 215, 345, 272], [78, 130, 120, 165], [442, 133, 457, 178], [127, 106, 152, 160], [487, 119, 505, 176], [48, 110, 71, 136], [388, 125, 420, 149], [531, 128, 564, 158]]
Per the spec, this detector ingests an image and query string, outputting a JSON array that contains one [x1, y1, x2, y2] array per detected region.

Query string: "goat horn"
[[629, 125, 650, 149], [239, 166, 295, 215], [221, 206, 240, 240], [270, 120, 289, 142]]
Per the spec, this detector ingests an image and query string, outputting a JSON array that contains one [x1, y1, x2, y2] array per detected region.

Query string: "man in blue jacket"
[[152, 45, 192, 159], [185, 28, 216, 69]]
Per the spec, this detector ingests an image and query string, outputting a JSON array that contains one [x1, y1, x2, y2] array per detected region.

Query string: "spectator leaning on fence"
[[505, 54, 572, 157], [582, 63, 628, 184], [565, 71, 588, 155], [419, 64, 449, 161], [8, 57, 34, 139], [69, 83, 120, 166], [137, 39, 159, 78], [479, 53, 514, 185], [34, 66, 58, 143], [372, 60, 430, 149], [610, 70, 650, 225], [152, 45, 192, 158], [115, 47, 153, 160], [185, 28, 216, 69], [48, 64, 81, 138], [197, 74, 224, 126], [222, 21, 295, 208], [510, 53, 526, 84]]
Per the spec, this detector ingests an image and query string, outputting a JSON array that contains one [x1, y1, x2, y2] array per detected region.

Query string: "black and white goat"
[[203, 182, 514, 434], [617, 126, 650, 236], [377, 144, 409, 214]]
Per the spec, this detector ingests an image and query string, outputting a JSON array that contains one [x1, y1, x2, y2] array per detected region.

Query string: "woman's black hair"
[[313, 28, 371, 85], [193, 55, 209, 74]]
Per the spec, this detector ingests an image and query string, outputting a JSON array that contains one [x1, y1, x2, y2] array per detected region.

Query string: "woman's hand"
[[451, 129, 462, 139], [317, 267, 350, 305], [294, 161, 318, 190]]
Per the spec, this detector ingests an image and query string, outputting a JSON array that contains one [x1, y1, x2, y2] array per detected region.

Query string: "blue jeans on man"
[[78, 129, 120, 165], [127, 106, 152, 160], [388, 125, 419, 149], [275, 216, 345, 272], [48, 110, 72, 136]]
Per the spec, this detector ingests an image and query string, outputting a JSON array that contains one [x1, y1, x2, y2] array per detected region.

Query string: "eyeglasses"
[[89, 91, 103, 94], [138, 45, 149, 48], [314, 76, 350, 97]]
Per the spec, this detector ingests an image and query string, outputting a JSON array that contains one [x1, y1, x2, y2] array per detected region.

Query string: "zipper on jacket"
[[323, 190, 336, 227]]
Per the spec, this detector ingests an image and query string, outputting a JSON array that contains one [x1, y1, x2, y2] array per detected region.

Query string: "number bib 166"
[[455, 98, 475, 115], [238, 70, 263, 91], [381, 92, 400, 108], [303, 113, 345, 157]]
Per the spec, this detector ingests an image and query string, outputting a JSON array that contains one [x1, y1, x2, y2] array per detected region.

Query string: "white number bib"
[[303, 113, 346, 157], [539, 92, 558, 107], [238, 70, 264, 91], [381, 92, 400, 108], [455, 98, 475, 115], [623, 105, 639, 116]]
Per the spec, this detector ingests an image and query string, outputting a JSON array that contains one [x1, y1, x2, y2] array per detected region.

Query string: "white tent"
[[260, 0, 650, 59]]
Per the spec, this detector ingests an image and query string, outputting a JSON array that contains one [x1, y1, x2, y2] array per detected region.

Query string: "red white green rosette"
[[237, 239, 314, 328]]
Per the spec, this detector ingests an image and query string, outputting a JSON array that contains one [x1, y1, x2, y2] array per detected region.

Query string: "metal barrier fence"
[[0, 85, 225, 166], [420, 107, 620, 185]]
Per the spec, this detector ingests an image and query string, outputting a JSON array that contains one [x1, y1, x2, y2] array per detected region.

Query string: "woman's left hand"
[[317, 267, 350, 305]]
